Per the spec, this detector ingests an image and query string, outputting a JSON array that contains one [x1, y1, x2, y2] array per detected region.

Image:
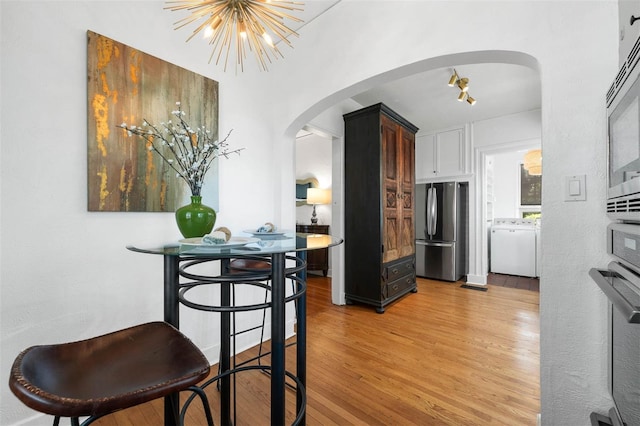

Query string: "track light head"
[[448, 73, 458, 87], [458, 92, 466, 102], [457, 78, 469, 92], [466, 95, 476, 105]]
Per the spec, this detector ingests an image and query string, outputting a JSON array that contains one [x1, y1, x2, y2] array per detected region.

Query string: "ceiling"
[[292, 1, 541, 133]]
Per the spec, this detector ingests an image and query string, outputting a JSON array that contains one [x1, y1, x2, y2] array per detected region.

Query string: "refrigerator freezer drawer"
[[416, 240, 460, 282]]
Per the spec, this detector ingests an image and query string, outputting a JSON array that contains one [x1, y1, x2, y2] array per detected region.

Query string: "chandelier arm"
[[237, 4, 276, 70], [164, 0, 226, 11], [252, 1, 304, 14], [250, 9, 299, 44], [247, 30, 273, 70], [235, 22, 246, 71], [220, 20, 235, 71], [169, 3, 224, 23], [173, 4, 228, 34], [206, 12, 233, 53], [251, 3, 304, 23]]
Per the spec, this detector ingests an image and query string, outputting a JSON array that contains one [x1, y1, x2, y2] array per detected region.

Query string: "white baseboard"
[[466, 274, 487, 286]]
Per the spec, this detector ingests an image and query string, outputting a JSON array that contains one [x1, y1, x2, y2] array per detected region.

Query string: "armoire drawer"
[[384, 273, 416, 299], [383, 257, 415, 282]]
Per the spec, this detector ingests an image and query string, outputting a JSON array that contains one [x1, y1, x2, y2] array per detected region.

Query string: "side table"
[[296, 224, 329, 276]]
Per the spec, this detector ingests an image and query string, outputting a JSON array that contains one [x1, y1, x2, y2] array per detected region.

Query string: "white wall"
[[474, 109, 542, 148], [1, 2, 287, 424], [0, 2, 619, 426]]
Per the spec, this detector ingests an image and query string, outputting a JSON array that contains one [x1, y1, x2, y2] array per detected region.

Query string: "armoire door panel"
[[384, 216, 399, 263]]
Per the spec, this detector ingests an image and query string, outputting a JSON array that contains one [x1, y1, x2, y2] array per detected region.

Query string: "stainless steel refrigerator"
[[415, 181, 468, 281]]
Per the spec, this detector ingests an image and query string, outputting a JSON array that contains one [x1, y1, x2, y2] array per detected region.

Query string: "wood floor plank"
[[94, 276, 540, 425]]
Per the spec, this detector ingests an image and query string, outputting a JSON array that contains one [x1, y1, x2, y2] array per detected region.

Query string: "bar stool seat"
[[228, 258, 271, 274], [9, 321, 213, 425]]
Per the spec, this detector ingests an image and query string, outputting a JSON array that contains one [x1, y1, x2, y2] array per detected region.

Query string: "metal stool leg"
[[180, 386, 214, 426]]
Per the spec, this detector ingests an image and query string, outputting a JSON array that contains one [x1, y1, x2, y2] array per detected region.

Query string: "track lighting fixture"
[[447, 69, 476, 106]]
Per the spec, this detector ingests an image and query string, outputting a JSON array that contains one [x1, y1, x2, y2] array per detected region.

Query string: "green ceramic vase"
[[175, 195, 216, 238]]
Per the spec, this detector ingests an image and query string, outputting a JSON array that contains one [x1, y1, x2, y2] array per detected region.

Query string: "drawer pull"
[[392, 268, 398, 274]]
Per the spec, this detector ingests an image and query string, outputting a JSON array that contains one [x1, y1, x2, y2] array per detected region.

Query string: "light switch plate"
[[565, 175, 586, 201]]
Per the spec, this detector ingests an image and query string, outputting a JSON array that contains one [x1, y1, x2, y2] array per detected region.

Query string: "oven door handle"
[[589, 266, 640, 323]]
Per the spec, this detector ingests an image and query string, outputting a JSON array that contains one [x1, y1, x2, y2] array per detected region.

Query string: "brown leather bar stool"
[[9, 322, 214, 426]]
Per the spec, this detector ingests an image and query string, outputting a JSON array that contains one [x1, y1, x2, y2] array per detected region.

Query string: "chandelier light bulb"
[[262, 32, 274, 46]]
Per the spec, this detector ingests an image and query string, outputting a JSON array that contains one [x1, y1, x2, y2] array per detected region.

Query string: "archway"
[[286, 50, 541, 304]]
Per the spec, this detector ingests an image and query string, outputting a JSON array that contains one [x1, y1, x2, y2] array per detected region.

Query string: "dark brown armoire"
[[343, 103, 419, 313]]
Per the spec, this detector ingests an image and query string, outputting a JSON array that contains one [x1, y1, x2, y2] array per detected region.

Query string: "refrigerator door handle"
[[426, 188, 433, 236], [416, 240, 454, 248], [430, 186, 438, 236]]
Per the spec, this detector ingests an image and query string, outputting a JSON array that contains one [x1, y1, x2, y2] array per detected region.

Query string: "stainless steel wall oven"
[[590, 224, 640, 426]]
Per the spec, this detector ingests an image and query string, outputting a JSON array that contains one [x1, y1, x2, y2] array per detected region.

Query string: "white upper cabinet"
[[415, 126, 469, 181]]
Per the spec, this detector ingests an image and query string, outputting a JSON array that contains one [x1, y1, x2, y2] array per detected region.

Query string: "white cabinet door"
[[415, 127, 466, 180], [415, 133, 436, 180], [436, 128, 465, 177]]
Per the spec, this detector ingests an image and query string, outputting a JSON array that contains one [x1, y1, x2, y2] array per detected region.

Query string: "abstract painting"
[[87, 30, 219, 212]]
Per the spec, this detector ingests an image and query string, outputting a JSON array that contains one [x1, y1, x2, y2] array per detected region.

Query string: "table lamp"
[[307, 188, 331, 224]]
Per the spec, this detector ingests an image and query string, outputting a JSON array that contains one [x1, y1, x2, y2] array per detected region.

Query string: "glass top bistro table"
[[127, 232, 342, 426]]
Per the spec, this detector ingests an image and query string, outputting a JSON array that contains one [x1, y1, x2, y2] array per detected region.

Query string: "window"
[[520, 164, 541, 218]]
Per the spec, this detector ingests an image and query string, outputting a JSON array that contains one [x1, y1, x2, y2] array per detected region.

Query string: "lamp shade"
[[307, 188, 331, 205]]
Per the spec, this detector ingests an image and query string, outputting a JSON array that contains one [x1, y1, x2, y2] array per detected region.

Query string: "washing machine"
[[490, 218, 537, 277]]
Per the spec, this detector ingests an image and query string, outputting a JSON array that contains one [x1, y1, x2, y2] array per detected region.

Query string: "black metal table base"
[[163, 252, 308, 426]]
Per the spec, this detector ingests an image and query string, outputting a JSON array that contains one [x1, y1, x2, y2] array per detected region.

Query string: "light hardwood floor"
[[96, 276, 540, 425]]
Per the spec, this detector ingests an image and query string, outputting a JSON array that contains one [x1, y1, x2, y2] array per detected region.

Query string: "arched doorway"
[[286, 50, 541, 304]]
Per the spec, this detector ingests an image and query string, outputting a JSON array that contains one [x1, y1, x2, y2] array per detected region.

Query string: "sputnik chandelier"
[[165, 0, 305, 72], [447, 69, 476, 105]]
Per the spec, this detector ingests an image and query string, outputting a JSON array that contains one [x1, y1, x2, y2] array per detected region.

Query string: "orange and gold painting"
[[87, 30, 219, 212]]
